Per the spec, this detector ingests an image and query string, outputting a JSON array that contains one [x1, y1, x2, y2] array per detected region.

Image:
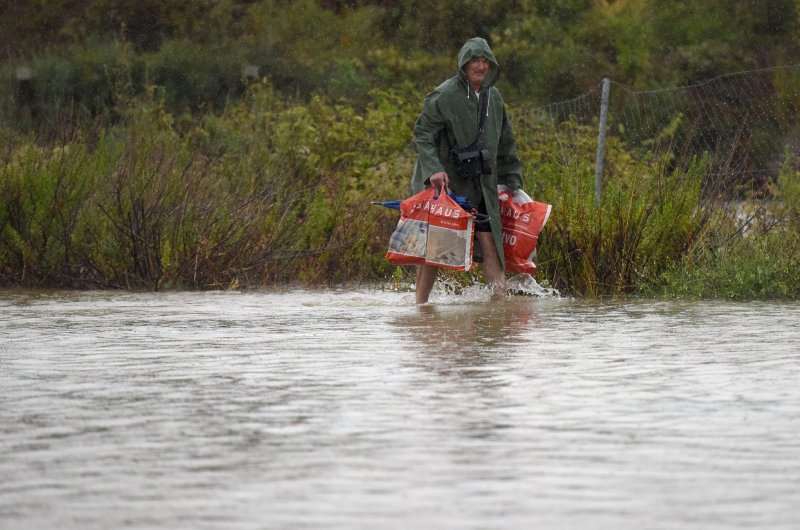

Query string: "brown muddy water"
[[1, 287, 799, 529]]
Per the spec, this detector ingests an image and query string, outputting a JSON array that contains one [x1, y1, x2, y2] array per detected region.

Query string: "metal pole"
[[595, 78, 610, 206]]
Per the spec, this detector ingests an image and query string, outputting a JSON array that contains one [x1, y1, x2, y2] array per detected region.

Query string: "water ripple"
[[1, 291, 799, 529]]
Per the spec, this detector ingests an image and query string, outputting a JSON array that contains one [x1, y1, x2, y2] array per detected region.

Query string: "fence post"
[[595, 78, 610, 206]]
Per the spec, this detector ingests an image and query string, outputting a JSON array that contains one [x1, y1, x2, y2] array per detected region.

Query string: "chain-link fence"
[[516, 64, 800, 200]]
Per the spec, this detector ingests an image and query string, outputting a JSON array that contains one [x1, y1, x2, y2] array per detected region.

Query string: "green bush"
[[0, 80, 421, 289], [29, 38, 143, 133], [654, 228, 800, 300], [2, 0, 800, 298], [647, 160, 800, 299], [147, 40, 245, 115]]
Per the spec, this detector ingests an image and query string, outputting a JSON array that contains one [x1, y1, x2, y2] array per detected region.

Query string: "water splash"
[[426, 276, 485, 303], [426, 273, 561, 303], [505, 273, 561, 298]]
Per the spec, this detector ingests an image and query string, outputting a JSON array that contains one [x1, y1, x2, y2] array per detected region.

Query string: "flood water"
[[1, 287, 799, 529]]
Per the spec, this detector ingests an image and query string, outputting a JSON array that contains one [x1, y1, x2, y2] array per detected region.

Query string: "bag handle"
[[432, 186, 452, 200]]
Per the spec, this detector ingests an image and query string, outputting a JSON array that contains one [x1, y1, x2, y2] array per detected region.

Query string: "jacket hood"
[[457, 37, 500, 89]]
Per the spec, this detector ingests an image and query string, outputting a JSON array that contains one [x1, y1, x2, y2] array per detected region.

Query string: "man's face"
[[465, 56, 490, 89]]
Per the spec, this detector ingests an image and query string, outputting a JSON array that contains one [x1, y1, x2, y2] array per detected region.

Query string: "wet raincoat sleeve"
[[496, 104, 523, 192], [413, 93, 448, 186]]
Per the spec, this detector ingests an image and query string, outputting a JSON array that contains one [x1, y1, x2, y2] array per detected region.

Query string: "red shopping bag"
[[386, 187, 475, 271], [498, 187, 552, 274]]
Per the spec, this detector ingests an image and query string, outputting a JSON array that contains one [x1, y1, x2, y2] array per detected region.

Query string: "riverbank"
[[2, 85, 799, 299]]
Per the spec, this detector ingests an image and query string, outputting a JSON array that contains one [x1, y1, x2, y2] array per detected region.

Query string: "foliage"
[[5, 0, 800, 126], [513, 116, 707, 296], [2, 0, 800, 297], [0, 80, 419, 289], [652, 221, 800, 300], [2, 77, 798, 297], [644, 157, 800, 299]]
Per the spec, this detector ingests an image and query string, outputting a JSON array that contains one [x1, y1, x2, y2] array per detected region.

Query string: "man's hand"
[[429, 172, 449, 190]]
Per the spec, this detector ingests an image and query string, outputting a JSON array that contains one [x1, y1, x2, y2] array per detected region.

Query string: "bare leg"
[[415, 264, 439, 304], [475, 231, 506, 299]]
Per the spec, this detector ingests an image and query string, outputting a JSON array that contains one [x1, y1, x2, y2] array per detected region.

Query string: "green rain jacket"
[[411, 37, 524, 268]]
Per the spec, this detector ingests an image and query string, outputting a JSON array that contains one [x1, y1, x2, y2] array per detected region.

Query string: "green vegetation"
[[652, 166, 800, 299], [1, 82, 419, 289], [1, 0, 800, 298]]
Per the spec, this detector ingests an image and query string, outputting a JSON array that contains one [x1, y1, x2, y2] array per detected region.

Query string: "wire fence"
[[515, 64, 800, 199]]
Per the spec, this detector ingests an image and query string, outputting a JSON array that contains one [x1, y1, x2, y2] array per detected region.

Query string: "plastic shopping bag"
[[498, 186, 552, 274], [386, 187, 475, 271]]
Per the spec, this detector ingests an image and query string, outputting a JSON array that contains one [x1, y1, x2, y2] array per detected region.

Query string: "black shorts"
[[475, 198, 491, 232]]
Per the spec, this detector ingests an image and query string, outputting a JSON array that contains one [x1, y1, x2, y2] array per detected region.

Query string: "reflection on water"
[[394, 301, 540, 387], [1, 290, 799, 530], [396, 299, 539, 351]]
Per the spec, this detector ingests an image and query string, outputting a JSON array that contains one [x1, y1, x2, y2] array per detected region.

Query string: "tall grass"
[[515, 119, 707, 297], [650, 161, 800, 299], [2, 80, 799, 298], [516, 117, 800, 298], [0, 81, 416, 289]]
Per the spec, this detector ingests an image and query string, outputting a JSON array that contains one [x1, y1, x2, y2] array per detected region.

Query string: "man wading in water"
[[410, 37, 525, 304]]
